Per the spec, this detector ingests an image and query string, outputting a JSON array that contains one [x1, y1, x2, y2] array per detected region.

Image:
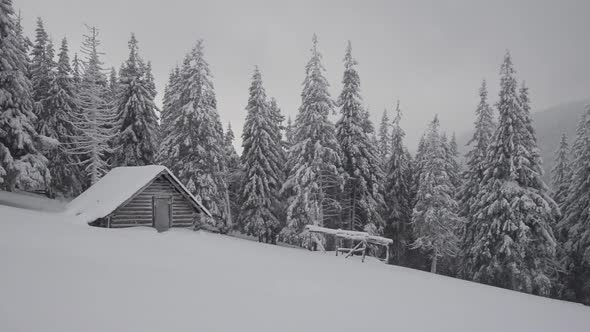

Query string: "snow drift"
[[0, 203, 589, 332]]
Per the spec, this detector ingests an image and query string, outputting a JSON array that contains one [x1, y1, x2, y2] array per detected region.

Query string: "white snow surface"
[[1, 204, 589, 332], [0, 190, 67, 212], [66, 165, 210, 223]]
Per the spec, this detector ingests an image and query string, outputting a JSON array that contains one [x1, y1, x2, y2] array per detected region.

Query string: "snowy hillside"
[[0, 190, 68, 212], [1, 203, 589, 332]]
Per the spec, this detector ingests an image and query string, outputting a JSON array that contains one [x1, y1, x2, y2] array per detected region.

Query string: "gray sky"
[[17, 0, 590, 150]]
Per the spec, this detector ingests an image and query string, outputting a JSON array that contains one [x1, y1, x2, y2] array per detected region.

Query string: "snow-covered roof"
[[67, 165, 211, 223]]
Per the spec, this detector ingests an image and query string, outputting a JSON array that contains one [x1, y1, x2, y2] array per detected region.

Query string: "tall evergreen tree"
[[42, 38, 84, 196], [107, 67, 119, 103], [377, 108, 391, 165], [462, 52, 558, 295], [30, 18, 52, 103], [519, 81, 537, 148], [268, 98, 286, 147], [145, 61, 156, 98], [14, 10, 31, 58], [30, 18, 58, 136], [282, 35, 344, 239], [223, 122, 241, 229], [223, 123, 240, 170], [267, 97, 288, 230], [551, 133, 571, 207], [68, 25, 113, 185], [412, 133, 427, 198], [0, 0, 50, 191], [158, 40, 228, 225], [335, 41, 384, 231], [239, 68, 284, 242], [71, 52, 82, 84], [281, 115, 296, 238], [361, 106, 375, 135], [284, 116, 295, 150], [458, 80, 495, 221], [412, 116, 461, 273], [383, 101, 413, 264], [111, 34, 159, 167], [558, 106, 590, 304], [157, 66, 180, 156]]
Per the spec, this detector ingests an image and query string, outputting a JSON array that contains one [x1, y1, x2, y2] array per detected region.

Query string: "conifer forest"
[[1, 0, 590, 312]]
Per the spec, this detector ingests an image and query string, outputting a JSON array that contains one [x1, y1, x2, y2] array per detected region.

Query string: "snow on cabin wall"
[[109, 176, 198, 228]]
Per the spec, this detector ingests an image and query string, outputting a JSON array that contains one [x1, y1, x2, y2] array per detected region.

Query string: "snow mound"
[[1, 204, 589, 332], [0, 190, 67, 212]]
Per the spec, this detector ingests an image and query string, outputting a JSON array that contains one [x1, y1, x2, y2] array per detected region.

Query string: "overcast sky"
[[16, 0, 590, 149]]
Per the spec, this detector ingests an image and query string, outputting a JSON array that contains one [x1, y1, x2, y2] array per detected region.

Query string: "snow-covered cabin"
[[67, 166, 211, 231]]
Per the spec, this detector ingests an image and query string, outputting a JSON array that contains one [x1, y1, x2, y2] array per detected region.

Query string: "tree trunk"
[[224, 183, 232, 229], [431, 255, 438, 273], [350, 185, 356, 231], [349, 185, 356, 249]]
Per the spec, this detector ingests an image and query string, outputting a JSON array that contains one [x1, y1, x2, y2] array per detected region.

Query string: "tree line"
[[0, 0, 588, 305]]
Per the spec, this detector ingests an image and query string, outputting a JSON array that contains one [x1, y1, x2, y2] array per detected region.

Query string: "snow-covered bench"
[[305, 225, 393, 263]]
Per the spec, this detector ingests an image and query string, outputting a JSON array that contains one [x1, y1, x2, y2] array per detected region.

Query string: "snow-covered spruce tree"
[[41, 38, 84, 196], [268, 97, 286, 150], [462, 52, 558, 295], [412, 133, 428, 198], [145, 61, 156, 99], [518, 81, 537, 148], [110, 34, 159, 167], [551, 134, 571, 207], [411, 115, 461, 273], [438, 132, 461, 199], [14, 10, 31, 62], [281, 35, 344, 243], [158, 40, 229, 226], [448, 132, 461, 188], [281, 115, 296, 237], [156, 66, 180, 156], [223, 122, 241, 229], [30, 18, 54, 117], [267, 97, 288, 230], [458, 80, 495, 224], [239, 68, 285, 243], [0, 0, 50, 191], [284, 116, 295, 150], [72, 52, 82, 84], [335, 41, 384, 232], [223, 123, 240, 172], [558, 105, 590, 304], [377, 108, 391, 166], [383, 101, 413, 265], [361, 106, 375, 135], [68, 26, 113, 186], [107, 67, 119, 104]]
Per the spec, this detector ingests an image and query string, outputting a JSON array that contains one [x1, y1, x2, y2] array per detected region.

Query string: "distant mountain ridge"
[[457, 98, 590, 187]]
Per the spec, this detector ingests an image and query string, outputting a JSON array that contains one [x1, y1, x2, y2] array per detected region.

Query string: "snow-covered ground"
[[0, 190, 67, 212], [1, 200, 589, 332]]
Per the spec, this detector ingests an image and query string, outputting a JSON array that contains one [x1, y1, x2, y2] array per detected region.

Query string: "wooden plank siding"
[[109, 176, 197, 228]]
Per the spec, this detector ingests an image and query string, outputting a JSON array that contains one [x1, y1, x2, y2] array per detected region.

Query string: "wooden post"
[[361, 240, 367, 262], [345, 241, 363, 258]]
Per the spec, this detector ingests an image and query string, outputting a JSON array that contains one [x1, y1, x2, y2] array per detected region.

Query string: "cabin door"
[[153, 196, 172, 232]]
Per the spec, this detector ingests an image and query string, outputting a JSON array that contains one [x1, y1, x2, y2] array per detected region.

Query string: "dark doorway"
[[153, 196, 172, 232]]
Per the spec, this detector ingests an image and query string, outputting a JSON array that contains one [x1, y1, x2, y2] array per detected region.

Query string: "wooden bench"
[[305, 225, 393, 263]]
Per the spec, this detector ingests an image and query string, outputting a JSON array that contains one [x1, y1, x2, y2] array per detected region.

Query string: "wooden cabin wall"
[[109, 176, 197, 228]]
